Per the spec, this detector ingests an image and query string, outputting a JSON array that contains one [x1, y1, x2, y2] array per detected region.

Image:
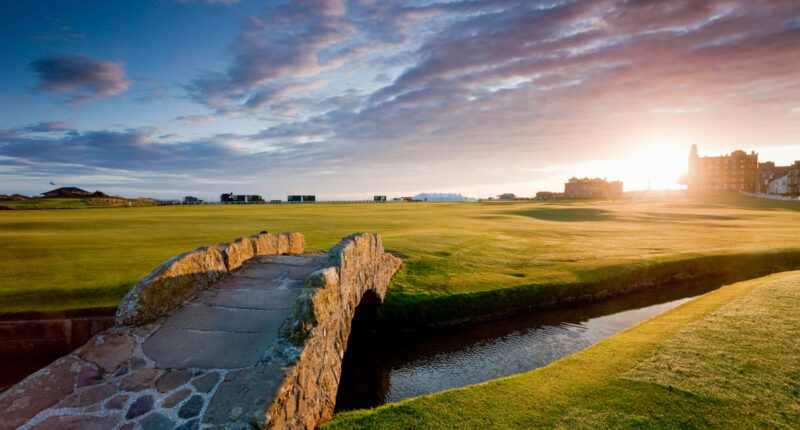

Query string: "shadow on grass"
[[0, 283, 132, 314], [507, 208, 617, 222], [638, 212, 739, 221]]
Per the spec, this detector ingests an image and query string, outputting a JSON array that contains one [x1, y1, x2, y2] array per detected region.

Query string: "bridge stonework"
[[266, 233, 402, 428], [0, 232, 400, 430]]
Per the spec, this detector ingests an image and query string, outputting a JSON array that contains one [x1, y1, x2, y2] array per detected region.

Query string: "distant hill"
[[412, 193, 475, 202]]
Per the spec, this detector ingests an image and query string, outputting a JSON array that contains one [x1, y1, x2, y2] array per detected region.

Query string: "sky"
[[1, 0, 799, 200]]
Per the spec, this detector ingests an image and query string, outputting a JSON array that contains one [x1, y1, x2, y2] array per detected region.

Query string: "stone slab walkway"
[[1, 254, 323, 430]]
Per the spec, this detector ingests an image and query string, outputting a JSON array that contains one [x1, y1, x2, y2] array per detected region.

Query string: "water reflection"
[[335, 279, 720, 411]]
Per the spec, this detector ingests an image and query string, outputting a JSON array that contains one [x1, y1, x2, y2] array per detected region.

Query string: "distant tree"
[[497, 193, 517, 200]]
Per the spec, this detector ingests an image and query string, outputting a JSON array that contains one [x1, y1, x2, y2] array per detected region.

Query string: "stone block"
[[191, 371, 221, 393], [161, 388, 191, 408], [232, 264, 286, 281], [28, 415, 120, 430], [141, 413, 174, 430], [277, 233, 291, 254], [287, 232, 306, 254], [207, 289, 300, 311], [143, 327, 276, 369], [121, 368, 160, 392], [76, 332, 135, 373], [164, 305, 291, 333], [75, 362, 104, 387], [0, 356, 82, 429], [126, 394, 154, 419], [204, 362, 285, 427], [60, 381, 117, 407], [175, 419, 200, 430], [178, 395, 204, 419], [106, 394, 129, 410], [250, 233, 278, 256], [223, 237, 256, 271], [156, 369, 193, 393]]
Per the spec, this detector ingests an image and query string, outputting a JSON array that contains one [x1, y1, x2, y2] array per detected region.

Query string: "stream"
[[335, 278, 720, 411]]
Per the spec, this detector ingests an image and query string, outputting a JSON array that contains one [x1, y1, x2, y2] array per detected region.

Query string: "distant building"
[[687, 145, 758, 193], [534, 191, 562, 200], [768, 175, 790, 195], [220, 193, 264, 204], [759, 160, 800, 196], [392, 197, 414, 202], [374, 195, 387, 202], [287, 195, 315, 203], [564, 178, 623, 199], [183, 196, 202, 204], [41, 187, 90, 197]]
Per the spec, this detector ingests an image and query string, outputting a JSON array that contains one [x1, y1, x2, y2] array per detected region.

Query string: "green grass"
[[325, 271, 800, 429], [0, 196, 159, 210], [1, 194, 800, 314]]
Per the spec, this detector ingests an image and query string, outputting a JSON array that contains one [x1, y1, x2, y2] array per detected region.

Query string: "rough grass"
[[0, 197, 159, 210], [1, 194, 800, 313], [324, 271, 800, 429]]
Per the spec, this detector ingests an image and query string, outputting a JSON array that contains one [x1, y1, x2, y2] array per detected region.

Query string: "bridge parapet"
[[0, 232, 401, 430]]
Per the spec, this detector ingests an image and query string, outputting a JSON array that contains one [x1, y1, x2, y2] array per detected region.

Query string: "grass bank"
[[379, 249, 800, 330], [1, 194, 799, 315], [325, 271, 800, 429]]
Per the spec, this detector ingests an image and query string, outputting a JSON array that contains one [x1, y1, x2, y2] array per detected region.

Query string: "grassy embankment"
[[0, 196, 159, 210], [1, 194, 800, 317], [325, 271, 800, 429]]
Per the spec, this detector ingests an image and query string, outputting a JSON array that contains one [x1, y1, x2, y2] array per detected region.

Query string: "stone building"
[[686, 145, 758, 193], [563, 177, 623, 199]]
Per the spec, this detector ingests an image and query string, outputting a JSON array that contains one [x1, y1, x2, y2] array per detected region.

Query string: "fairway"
[[1, 194, 800, 314]]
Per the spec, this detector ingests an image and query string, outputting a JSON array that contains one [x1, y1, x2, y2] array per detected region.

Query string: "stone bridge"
[[0, 232, 401, 430]]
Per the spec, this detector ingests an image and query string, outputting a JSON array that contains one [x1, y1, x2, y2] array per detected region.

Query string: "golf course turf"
[[1, 194, 799, 319]]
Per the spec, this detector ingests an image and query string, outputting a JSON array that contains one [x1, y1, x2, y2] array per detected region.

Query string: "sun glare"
[[629, 144, 689, 190], [566, 143, 688, 192]]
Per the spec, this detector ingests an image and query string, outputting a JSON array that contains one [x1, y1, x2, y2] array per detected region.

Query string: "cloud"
[[177, 0, 239, 4], [0, 127, 246, 172], [21, 121, 74, 133], [6, 0, 800, 198], [185, 0, 435, 113], [30, 55, 130, 103], [174, 114, 217, 125]]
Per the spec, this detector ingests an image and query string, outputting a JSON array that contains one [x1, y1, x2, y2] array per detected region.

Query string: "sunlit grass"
[[1, 194, 799, 313], [325, 271, 800, 429]]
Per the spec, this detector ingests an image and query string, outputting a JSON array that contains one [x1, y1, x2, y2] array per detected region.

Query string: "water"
[[0, 357, 56, 393], [335, 280, 720, 411]]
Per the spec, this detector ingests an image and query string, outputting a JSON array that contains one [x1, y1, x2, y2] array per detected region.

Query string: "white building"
[[768, 175, 790, 195]]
